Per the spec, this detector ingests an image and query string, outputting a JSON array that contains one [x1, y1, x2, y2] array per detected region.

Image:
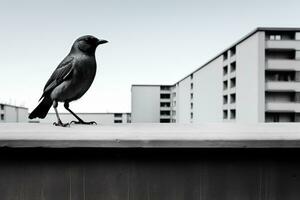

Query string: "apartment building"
[[0, 103, 28, 123], [131, 85, 175, 123], [132, 28, 300, 123], [36, 112, 131, 124]]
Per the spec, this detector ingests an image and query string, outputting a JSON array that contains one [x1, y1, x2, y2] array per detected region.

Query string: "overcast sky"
[[1, 0, 300, 113]]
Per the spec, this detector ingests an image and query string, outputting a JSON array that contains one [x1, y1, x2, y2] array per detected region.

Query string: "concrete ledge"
[[1, 123, 300, 148]]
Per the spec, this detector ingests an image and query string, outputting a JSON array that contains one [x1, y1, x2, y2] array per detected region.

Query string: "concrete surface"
[[0, 123, 300, 148]]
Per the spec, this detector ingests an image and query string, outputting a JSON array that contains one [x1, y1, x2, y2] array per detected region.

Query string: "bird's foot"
[[70, 120, 97, 125], [53, 121, 70, 127]]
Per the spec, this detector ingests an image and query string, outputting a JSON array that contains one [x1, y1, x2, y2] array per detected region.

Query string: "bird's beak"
[[97, 39, 108, 45]]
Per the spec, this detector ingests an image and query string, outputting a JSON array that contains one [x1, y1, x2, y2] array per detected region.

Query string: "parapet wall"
[[0, 123, 300, 200]]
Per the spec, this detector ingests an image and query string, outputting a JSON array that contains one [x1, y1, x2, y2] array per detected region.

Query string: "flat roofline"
[[161, 27, 300, 85], [131, 84, 174, 87], [131, 27, 300, 88], [46, 112, 131, 115], [0, 103, 28, 110], [2, 123, 300, 148]]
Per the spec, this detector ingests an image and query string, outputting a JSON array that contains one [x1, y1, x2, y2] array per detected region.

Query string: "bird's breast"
[[74, 57, 96, 84], [59, 56, 97, 101]]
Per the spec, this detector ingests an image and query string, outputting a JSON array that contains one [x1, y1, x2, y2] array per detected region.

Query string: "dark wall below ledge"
[[0, 148, 300, 200]]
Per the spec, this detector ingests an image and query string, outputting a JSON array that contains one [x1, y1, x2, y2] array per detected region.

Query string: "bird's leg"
[[53, 100, 70, 127], [64, 102, 97, 125]]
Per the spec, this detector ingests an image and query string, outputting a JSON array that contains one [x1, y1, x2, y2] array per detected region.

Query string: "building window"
[[273, 114, 280, 122], [190, 112, 193, 119], [230, 109, 236, 119], [114, 113, 122, 118], [230, 62, 236, 72], [270, 35, 281, 40], [223, 52, 228, 61], [275, 35, 281, 40], [1, 114, 4, 121], [190, 93, 193, 100], [160, 110, 170, 116], [172, 110, 176, 116], [0, 104, 3, 110], [230, 78, 236, 88], [223, 80, 228, 90], [190, 83, 193, 90], [161, 102, 170, 107], [223, 110, 228, 119], [160, 86, 170, 91], [190, 102, 193, 109], [223, 95, 228, 104], [230, 47, 236, 57], [160, 119, 171, 123], [223, 65, 228, 76], [230, 93, 236, 104], [114, 120, 122, 123], [160, 94, 170, 99], [190, 74, 193, 80], [172, 92, 176, 98]]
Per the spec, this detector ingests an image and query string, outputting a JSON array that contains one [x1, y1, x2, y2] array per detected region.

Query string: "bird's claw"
[[70, 120, 97, 125], [53, 121, 70, 127]]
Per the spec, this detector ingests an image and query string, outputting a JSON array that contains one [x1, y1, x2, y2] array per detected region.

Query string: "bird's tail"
[[29, 97, 53, 119]]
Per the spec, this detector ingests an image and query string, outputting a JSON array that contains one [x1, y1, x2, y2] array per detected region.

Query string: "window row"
[[223, 94, 236, 104], [161, 102, 170, 107], [160, 94, 171, 99], [223, 47, 236, 60], [223, 62, 236, 76], [223, 109, 236, 120], [223, 78, 236, 90]]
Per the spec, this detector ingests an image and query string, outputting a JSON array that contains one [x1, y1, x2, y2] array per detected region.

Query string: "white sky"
[[1, 0, 300, 113]]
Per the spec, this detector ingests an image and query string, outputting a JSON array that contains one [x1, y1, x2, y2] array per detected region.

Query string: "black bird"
[[29, 35, 108, 127]]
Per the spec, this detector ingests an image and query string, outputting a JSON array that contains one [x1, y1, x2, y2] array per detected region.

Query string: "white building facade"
[[132, 28, 300, 123], [0, 104, 28, 123]]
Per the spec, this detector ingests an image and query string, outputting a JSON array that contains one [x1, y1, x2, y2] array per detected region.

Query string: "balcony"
[[160, 90, 171, 94], [160, 86, 171, 94], [266, 59, 300, 71], [266, 102, 300, 112], [160, 98, 171, 103], [266, 40, 300, 50], [160, 115, 171, 119], [265, 81, 300, 92], [160, 106, 171, 111]]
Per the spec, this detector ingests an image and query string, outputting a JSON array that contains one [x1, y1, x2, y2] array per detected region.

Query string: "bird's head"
[[72, 35, 108, 55]]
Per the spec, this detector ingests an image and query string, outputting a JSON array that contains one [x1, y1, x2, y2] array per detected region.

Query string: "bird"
[[29, 35, 108, 127]]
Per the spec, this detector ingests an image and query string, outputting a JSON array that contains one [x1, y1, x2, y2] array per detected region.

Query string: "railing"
[[266, 59, 300, 71], [266, 101, 300, 112], [266, 40, 300, 49], [265, 81, 300, 92]]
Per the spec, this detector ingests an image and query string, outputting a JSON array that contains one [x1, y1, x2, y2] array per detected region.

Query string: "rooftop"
[[0, 103, 28, 110], [176, 27, 300, 84], [131, 27, 300, 88], [1, 123, 300, 148]]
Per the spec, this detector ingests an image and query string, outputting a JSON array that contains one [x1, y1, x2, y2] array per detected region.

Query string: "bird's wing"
[[39, 56, 75, 100]]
